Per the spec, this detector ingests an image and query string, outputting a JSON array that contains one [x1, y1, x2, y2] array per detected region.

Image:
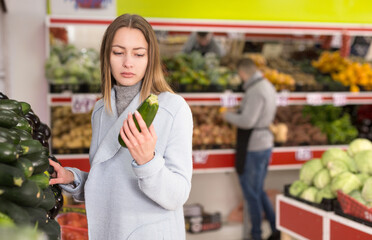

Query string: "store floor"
[[186, 220, 272, 240]]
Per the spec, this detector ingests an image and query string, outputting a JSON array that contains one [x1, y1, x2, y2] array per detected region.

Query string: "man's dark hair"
[[196, 32, 209, 38], [237, 58, 256, 70]]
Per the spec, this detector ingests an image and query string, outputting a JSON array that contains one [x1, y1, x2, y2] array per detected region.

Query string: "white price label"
[[276, 92, 289, 106], [306, 94, 323, 106], [295, 148, 313, 161], [220, 91, 238, 107], [71, 94, 97, 114], [192, 151, 209, 164], [365, 211, 372, 221], [333, 93, 347, 106]]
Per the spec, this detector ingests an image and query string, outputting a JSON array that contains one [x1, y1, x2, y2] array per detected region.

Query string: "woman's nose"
[[122, 55, 133, 68]]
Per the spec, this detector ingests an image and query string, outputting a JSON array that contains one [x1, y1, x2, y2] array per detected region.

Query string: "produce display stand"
[[276, 195, 372, 240], [48, 91, 372, 173]]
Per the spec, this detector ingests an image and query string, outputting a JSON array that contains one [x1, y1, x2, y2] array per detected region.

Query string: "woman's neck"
[[113, 81, 142, 115]]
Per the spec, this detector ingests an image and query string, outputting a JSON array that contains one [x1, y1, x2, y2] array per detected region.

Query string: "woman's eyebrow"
[[112, 45, 147, 50]]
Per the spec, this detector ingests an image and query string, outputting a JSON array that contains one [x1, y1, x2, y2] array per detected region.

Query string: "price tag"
[[192, 151, 209, 164], [71, 94, 97, 114], [333, 93, 347, 106], [276, 91, 289, 106], [295, 148, 313, 161], [306, 93, 323, 106], [365, 211, 372, 221], [220, 91, 238, 107]]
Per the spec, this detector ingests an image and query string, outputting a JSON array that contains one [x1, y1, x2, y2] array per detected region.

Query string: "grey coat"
[[60, 90, 193, 240]]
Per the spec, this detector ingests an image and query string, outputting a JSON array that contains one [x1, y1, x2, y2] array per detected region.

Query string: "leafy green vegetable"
[[327, 160, 349, 177], [289, 180, 309, 197], [356, 173, 370, 186], [362, 177, 372, 202], [315, 185, 335, 203], [300, 186, 318, 202], [331, 172, 361, 195], [299, 158, 323, 185], [321, 148, 357, 173], [348, 138, 372, 157], [348, 190, 367, 205], [303, 106, 358, 145], [313, 168, 331, 189], [354, 150, 372, 175]]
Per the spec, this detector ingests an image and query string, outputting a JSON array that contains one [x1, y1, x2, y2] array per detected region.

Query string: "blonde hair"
[[100, 14, 173, 112]]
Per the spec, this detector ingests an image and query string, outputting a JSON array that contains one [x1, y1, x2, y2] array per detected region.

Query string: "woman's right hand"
[[49, 159, 75, 185]]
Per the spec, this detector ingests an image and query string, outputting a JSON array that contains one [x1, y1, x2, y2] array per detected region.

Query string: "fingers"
[[134, 111, 150, 136], [120, 125, 132, 148], [148, 124, 157, 140], [48, 159, 60, 169], [49, 178, 64, 185], [123, 115, 138, 147]]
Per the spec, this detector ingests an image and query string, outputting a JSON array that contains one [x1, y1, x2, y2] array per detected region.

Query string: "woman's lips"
[[120, 72, 135, 78]]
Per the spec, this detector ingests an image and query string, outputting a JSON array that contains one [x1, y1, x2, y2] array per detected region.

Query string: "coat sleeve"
[[131, 100, 193, 211]]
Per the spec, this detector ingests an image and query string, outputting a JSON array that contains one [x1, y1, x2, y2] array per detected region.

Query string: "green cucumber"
[[9, 128, 33, 141], [38, 218, 61, 240], [19, 102, 31, 115], [39, 187, 56, 211], [27, 150, 49, 175], [20, 139, 45, 156], [0, 109, 21, 128], [0, 127, 20, 144], [0, 197, 31, 224], [29, 172, 50, 190], [0, 142, 19, 163], [0, 99, 23, 116], [14, 118, 33, 134], [13, 157, 34, 178], [0, 180, 42, 207], [23, 207, 48, 226], [0, 163, 25, 187], [118, 94, 159, 148], [0, 211, 15, 226]]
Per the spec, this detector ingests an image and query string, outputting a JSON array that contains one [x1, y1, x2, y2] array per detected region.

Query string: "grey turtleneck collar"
[[113, 81, 142, 116]]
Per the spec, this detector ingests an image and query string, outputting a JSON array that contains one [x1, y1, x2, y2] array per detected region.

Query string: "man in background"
[[182, 32, 225, 57], [222, 58, 279, 240]]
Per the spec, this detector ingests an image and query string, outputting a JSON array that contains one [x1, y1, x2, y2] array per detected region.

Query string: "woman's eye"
[[113, 51, 123, 55], [135, 54, 145, 57]]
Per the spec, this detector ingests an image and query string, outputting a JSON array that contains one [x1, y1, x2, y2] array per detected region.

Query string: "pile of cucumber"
[[0, 92, 62, 240]]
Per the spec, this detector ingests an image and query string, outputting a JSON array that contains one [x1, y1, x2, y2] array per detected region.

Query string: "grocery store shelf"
[[46, 16, 372, 36], [49, 92, 372, 106], [55, 145, 347, 173], [276, 195, 372, 240]]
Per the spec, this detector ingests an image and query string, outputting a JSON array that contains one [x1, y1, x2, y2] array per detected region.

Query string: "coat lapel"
[[92, 89, 140, 166]]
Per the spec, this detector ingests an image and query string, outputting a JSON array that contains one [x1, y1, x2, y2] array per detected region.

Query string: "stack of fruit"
[[0, 93, 63, 240], [312, 51, 350, 74], [289, 139, 372, 208]]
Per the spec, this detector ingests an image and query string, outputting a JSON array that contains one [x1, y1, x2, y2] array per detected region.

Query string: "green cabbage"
[[321, 148, 357, 173], [326, 160, 349, 177], [299, 158, 323, 185], [331, 172, 362, 195], [362, 177, 372, 202], [300, 186, 318, 203], [348, 138, 372, 157], [315, 185, 335, 203], [354, 150, 372, 175], [348, 190, 367, 205], [313, 169, 331, 189], [289, 180, 309, 197], [356, 173, 370, 186]]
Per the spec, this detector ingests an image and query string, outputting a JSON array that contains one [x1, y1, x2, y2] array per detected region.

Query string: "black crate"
[[284, 184, 337, 211]]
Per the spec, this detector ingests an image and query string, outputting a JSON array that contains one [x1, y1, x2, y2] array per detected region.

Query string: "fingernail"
[[135, 110, 140, 116]]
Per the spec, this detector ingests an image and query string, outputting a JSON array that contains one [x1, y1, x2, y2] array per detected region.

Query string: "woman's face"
[[110, 27, 148, 86]]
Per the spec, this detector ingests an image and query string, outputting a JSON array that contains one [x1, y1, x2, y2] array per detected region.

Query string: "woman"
[[49, 14, 193, 240]]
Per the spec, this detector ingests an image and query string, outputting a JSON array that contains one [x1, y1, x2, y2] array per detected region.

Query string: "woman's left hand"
[[120, 111, 157, 165]]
